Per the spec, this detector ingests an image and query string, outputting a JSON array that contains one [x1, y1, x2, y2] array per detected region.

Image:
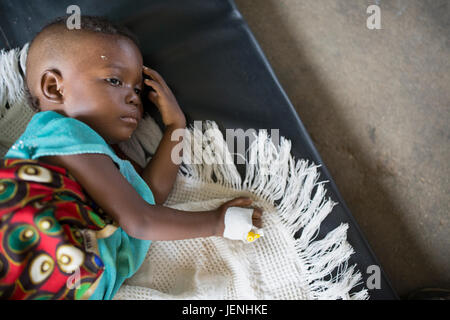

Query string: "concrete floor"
[[234, 0, 449, 297]]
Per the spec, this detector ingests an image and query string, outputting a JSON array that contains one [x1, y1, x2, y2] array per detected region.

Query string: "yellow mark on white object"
[[246, 231, 260, 242]]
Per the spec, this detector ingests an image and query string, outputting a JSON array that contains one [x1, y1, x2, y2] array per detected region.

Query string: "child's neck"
[[110, 144, 143, 174]]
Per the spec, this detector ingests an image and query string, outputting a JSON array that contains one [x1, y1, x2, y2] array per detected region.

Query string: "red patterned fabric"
[[0, 158, 111, 299]]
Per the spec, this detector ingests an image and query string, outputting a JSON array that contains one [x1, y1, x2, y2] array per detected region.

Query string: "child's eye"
[[134, 88, 142, 95], [105, 78, 122, 86]]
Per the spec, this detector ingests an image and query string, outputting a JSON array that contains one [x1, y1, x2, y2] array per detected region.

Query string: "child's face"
[[55, 33, 144, 144]]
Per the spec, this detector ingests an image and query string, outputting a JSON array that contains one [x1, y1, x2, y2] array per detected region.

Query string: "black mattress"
[[0, 0, 398, 300]]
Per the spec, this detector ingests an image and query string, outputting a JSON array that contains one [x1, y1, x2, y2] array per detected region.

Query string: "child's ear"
[[41, 69, 64, 103]]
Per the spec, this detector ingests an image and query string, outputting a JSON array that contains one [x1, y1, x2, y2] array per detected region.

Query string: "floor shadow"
[[233, 0, 445, 297]]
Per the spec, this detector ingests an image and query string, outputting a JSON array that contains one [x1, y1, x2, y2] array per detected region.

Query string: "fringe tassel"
[[0, 44, 36, 158], [0, 43, 29, 117], [179, 120, 242, 190], [177, 120, 369, 300]]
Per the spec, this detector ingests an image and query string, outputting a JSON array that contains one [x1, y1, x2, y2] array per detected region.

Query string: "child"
[[1, 16, 262, 300]]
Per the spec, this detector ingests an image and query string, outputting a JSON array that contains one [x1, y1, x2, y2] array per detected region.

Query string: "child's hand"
[[214, 197, 263, 237], [143, 66, 186, 128]]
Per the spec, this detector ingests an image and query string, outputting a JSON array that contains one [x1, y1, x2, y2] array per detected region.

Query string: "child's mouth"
[[120, 116, 138, 125]]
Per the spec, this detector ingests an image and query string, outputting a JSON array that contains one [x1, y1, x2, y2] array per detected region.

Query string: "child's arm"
[[40, 153, 261, 241], [140, 66, 186, 205], [140, 122, 185, 205]]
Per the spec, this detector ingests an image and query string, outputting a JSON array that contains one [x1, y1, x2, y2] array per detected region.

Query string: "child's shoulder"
[[6, 111, 110, 160], [28, 111, 105, 142]]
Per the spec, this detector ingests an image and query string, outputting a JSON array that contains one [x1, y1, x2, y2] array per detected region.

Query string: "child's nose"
[[126, 89, 141, 106]]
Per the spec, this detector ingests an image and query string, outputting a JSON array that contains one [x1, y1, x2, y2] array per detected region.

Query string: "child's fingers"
[[252, 207, 263, 219], [252, 218, 263, 228], [148, 91, 158, 101], [252, 207, 263, 228], [224, 197, 253, 209], [144, 79, 164, 94], [143, 66, 168, 89]]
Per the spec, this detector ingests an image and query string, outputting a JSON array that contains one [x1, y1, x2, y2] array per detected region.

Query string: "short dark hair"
[[25, 15, 140, 111], [38, 15, 140, 48]]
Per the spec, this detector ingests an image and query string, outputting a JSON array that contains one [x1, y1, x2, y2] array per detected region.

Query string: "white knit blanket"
[[0, 45, 369, 300]]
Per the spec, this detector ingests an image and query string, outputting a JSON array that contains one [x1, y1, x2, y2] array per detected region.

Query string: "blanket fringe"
[[0, 43, 29, 117], [0, 44, 36, 158], [179, 121, 368, 300]]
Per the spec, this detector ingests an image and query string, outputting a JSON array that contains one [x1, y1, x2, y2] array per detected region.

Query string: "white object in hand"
[[223, 206, 261, 242]]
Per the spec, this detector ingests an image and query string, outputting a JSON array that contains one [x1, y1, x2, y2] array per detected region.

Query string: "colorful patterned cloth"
[[4, 110, 154, 300], [0, 158, 116, 299]]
